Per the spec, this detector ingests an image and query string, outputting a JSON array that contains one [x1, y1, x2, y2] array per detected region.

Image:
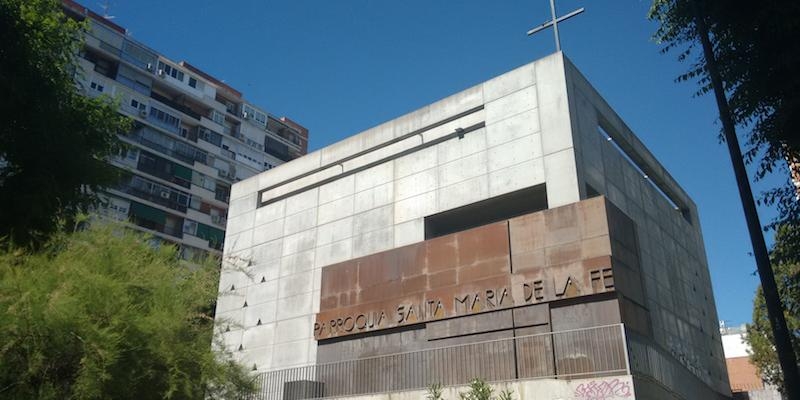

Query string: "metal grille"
[[250, 324, 629, 400]]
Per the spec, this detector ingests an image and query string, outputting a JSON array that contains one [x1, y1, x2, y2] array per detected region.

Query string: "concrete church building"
[[215, 53, 732, 400]]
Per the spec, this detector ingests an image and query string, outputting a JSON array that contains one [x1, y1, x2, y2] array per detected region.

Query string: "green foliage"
[[426, 382, 444, 400], [425, 380, 513, 400], [459, 378, 493, 400], [0, 0, 130, 245], [0, 223, 255, 399], [648, 0, 800, 229], [497, 389, 514, 400], [746, 224, 800, 393]]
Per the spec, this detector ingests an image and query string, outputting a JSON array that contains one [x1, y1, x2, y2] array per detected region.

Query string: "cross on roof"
[[526, 0, 585, 52]]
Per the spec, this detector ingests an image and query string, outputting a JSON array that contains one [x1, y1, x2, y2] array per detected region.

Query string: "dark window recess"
[[185, 126, 198, 142], [136, 151, 192, 188], [264, 136, 290, 162], [215, 184, 231, 203], [116, 172, 191, 213], [267, 116, 301, 145], [195, 223, 225, 250], [127, 124, 207, 165], [424, 184, 548, 240], [198, 127, 223, 147], [151, 91, 201, 121], [92, 56, 118, 79], [129, 201, 183, 238]]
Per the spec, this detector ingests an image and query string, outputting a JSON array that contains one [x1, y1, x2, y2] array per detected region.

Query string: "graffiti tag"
[[574, 379, 632, 399]]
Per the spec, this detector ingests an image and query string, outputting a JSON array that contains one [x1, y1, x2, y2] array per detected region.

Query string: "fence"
[[250, 324, 629, 400]]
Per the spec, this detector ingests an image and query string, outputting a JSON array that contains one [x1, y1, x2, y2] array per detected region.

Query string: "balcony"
[[214, 187, 230, 203], [129, 216, 183, 239], [215, 176, 235, 188], [150, 91, 202, 121], [210, 214, 227, 227], [136, 153, 192, 189], [115, 175, 190, 214], [125, 127, 208, 166], [267, 116, 303, 150], [220, 147, 236, 160], [248, 324, 628, 400]]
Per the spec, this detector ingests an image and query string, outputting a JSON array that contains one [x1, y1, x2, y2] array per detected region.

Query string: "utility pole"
[[690, 2, 800, 398]]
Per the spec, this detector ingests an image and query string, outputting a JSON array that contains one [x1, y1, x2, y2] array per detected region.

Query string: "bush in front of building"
[[425, 379, 514, 400], [0, 221, 255, 400]]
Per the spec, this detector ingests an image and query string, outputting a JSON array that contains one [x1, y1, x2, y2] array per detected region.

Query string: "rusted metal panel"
[[314, 197, 636, 340]]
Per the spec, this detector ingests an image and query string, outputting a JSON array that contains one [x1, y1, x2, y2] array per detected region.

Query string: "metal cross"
[[526, 0, 584, 52]]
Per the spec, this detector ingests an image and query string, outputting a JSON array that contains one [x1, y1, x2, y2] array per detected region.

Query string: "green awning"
[[173, 163, 193, 181], [196, 223, 225, 247], [130, 202, 166, 225]]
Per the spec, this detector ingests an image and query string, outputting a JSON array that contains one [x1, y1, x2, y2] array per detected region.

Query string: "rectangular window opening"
[[424, 184, 548, 240], [597, 124, 692, 225]]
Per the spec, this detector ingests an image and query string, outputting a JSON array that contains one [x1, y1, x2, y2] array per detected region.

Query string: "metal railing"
[[250, 324, 629, 400]]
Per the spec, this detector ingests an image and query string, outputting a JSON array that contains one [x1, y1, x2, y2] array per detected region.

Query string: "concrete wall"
[[215, 52, 579, 372], [302, 375, 636, 400], [563, 58, 730, 396], [214, 52, 728, 399]]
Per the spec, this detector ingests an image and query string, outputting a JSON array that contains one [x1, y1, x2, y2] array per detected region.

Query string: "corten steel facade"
[[62, 1, 308, 260], [216, 52, 731, 399]]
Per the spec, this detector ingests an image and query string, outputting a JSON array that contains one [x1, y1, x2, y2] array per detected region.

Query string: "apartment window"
[[124, 175, 191, 211], [188, 77, 197, 88], [183, 220, 198, 235], [157, 61, 184, 81], [149, 106, 180, 130], [242, 104, 267, 127], [130, 99, 147, 111], [121, 39, 157, 72], [89, 81, 104, 92], [176, 193, 190, 207], [126, 148, 139, 161], [224, 101, 237, 115], [193, 172, 216, 191], [210, 109, 225, 125], [254, 112, 266, 127], [198, 127, 223, 147], [93, 59, 113, 78], [265, 136, 290, 161], [245, 138, 264, 151]]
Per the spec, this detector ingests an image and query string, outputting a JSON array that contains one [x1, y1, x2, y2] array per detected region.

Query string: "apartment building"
[[720, 324, 782, 399], [62, 1, 308, 260]]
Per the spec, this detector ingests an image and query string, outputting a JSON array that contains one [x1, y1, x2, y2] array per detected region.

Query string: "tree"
[[0, 0, 130, 245], [746, 224, 800, 394], [648, 0, 800, 228], [0, 222, 255, 399], [648, 1, 800, 395]]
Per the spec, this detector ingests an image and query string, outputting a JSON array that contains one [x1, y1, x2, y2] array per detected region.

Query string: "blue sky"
[[104, 0, 789, 326]]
